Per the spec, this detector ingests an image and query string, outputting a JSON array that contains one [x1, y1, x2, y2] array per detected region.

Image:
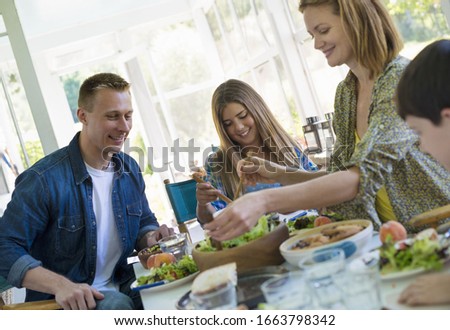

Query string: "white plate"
[[131, 271, 198, 293], [380, 267, 427, 281], [350, 250, 428, 281]]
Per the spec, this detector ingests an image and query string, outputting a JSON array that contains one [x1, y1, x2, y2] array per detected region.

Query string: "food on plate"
[[290, 223, 365, 250], [415, 228, 438, 241], [313, 215, 333, 227], [137, 255, 198, 286], [146, 252, 176, 269], [287, 211, 345, 232], [196, 213, 275, 252], [379, 228, 449, 275], [138, 244, 162, 269], [321, 224, 364, 242], [379, 221, 407, 243], [291, 233, 331, 249], [191, 262, 237, 295]]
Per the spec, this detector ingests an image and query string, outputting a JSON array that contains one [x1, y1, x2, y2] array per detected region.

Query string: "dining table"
[[132, 223, 450, 310]]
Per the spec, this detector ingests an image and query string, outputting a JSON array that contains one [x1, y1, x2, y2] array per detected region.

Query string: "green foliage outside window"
[[19, 140, 44, 168], [132, 133, 153, 176], [385, 0, 450, 42], [61, 72, 82, 123]]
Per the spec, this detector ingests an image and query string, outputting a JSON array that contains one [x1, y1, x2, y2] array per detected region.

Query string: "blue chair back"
[[165, 179, 197, 224]]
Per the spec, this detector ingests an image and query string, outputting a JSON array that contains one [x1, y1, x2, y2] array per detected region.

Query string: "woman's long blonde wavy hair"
[[299, 0, 403, 79], [210, 79, 304, 198]]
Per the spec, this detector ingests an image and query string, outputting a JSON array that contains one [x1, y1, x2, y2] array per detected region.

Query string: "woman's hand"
[[196, 182, 221, 206], [203, 191, 267, 241], [238, 156, 326, 186], [237, 156, 281, 186]]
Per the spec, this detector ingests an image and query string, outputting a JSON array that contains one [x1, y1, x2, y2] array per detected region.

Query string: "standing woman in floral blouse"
[[204, 0, 450, 241]]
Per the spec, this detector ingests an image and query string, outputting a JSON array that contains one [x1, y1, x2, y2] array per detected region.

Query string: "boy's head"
[[396, 39, 450, 171]]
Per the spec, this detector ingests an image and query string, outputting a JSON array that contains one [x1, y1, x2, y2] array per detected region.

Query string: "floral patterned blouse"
[[328, 56, 450, 232], [205, 148, 318, 211]]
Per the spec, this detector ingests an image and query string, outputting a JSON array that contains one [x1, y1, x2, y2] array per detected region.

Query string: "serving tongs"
[[408, 204, 450, 233], [191, 173, 233, 204], [192, 173, 232, 251], [191, 173, 247, 251]]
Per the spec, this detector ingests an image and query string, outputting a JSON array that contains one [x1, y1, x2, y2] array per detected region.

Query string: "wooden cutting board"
[[408, 204, 450, 227]]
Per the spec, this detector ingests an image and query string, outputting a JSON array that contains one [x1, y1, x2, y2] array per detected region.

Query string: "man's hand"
[[55, 282, 104, 310], [145, 225, 175, 247], [22, 266, 104, 310]]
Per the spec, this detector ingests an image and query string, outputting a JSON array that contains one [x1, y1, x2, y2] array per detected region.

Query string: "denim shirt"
[[0, 133, 160, 301]]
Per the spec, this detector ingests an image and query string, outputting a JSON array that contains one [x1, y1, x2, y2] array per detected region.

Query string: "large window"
[[204, 0, 300, 137], [3, 0, 449, 225], [0, 17, 42, 188]]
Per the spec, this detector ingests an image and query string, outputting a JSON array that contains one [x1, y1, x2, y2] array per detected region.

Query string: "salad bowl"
[[192, 224, 289, 272]]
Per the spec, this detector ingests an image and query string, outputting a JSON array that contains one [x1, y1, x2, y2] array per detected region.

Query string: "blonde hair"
[[210, 79, 304, 197], [299, 0, 403, 78]]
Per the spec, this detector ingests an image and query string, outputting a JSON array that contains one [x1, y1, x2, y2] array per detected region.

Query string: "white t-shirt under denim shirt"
[[85, 162, 121, 291]]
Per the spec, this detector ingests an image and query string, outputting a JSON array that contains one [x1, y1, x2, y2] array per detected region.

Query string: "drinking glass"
[[343, 256, 382, 310], [299, 248, 346, 309], [158, 233, 188, 260], [260, 271, 312, 310], [189, 281, 237, 310]]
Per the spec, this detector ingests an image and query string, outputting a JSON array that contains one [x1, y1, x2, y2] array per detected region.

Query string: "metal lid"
[[306, 116, 319, 124]]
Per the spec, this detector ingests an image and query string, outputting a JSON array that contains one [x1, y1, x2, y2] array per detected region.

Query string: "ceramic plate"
[[131, 271, 198, 292], [380, 267, 427, 281], [176, 265, 289, 310], [349, 249, 427, 281]]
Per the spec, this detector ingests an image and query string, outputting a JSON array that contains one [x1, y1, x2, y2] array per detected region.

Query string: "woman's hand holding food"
[[238, 156, 320, 186], [237, 156, 281, 186], [204, 191, 267, 241]]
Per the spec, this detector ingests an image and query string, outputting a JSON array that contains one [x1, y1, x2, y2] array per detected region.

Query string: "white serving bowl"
[[279, 219, 373, 268]]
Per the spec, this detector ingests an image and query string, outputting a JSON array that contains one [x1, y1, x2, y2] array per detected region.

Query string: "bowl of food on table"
[[137, 244, 163, 269], [279, 218, 373, 267], [192, 213, 289, 272]]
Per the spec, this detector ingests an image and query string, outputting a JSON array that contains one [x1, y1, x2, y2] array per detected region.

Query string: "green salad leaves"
[[137, 255, 198, 286], [379, 237, 444, 274], [196, 213, 272, 252], [286, 211, 345, 232]]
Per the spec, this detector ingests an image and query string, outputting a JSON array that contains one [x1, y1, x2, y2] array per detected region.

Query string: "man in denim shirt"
[[0, 73, 173, 309]]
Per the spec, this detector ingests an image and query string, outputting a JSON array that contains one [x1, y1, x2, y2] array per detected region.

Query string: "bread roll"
[[191, 262, 237, 294]]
